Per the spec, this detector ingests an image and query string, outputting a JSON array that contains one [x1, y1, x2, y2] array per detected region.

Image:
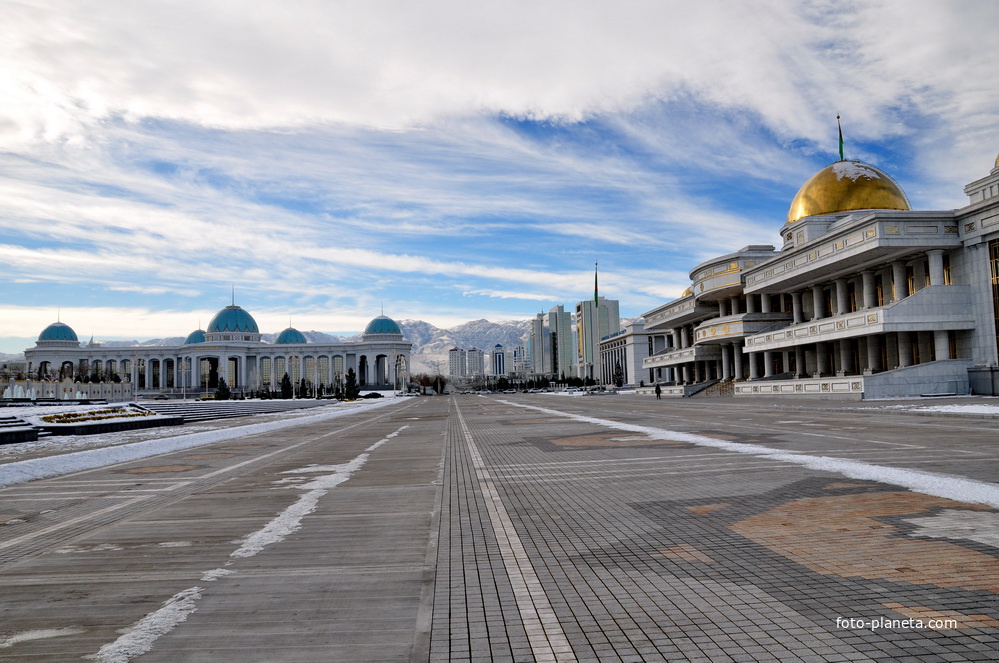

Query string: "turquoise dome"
[[207, 305, 259, 334], [276, 327, 308, 344], [184, 329, 206, 344], [39, 321, 78, 342], [364, 315, 402, 335]]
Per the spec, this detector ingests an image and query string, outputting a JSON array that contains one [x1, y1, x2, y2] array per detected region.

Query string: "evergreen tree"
[[280, 373, 293, 399], [613, 362, 625, 388], [344, 368, 360, 400], [216, 376, 231, 400]]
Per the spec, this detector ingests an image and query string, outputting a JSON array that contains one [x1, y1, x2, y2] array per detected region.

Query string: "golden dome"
[[786, 160, 910, 224]]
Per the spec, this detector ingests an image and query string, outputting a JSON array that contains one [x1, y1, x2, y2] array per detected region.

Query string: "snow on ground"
[[501, 399, 999, 510], [866, 400, 999, 416], [910, 404, 999, 415], [0, 398, 402, 488]]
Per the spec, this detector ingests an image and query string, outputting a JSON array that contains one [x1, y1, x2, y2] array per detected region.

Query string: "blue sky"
[[2, 0, 998, 353]]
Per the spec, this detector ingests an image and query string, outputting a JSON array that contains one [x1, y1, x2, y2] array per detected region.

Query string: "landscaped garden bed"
[[36, 407, 184, 436]]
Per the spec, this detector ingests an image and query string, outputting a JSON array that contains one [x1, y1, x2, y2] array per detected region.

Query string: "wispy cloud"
[[1, 1, 996, 352]]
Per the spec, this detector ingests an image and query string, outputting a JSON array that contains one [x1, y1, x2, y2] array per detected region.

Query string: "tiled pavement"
[[0, 394, 997, 661], [429, 395, 999, 662]]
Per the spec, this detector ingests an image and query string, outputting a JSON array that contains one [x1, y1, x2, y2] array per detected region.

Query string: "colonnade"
[[656, 249, 955, 386]]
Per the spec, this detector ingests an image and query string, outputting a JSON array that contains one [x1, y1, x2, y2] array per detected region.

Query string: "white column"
[[927, 250, 945, 286], [866, 336, 882, 373], [934, 330, 950, 361], [898, 332, 913, 367], [791, 292, 803, 324], [838, 339, 852, 375], [733, 342, 743, 380], [760, 294, 771, 313], [892, 261, 908, 301], [835, 278, 849, 315], [811, 285, 824, 319], [861, 271, 876, 309]]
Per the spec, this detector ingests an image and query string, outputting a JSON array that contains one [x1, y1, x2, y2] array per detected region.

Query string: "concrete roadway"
[[1, 395, 997, 661]]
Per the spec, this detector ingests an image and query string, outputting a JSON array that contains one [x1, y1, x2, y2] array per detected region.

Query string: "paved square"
[[0, 395, 997, 661]]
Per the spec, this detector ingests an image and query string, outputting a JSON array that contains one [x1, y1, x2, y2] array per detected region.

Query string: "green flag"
[[837, 114, 844, 161]]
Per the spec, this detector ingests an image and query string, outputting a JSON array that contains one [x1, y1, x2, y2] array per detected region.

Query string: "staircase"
[[141, 399, 334, 423], [696, 379, 735, 398], [0, 414, 39, 444]]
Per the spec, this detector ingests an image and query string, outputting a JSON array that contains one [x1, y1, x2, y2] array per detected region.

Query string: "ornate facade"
[[642, 155, 999, 399], [23, 307, 411, 396]]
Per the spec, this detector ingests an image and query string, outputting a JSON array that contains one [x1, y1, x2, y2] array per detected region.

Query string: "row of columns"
[[790, 250, 947, 325]]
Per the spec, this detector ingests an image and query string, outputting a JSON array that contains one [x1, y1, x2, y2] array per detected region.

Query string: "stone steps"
[[140, 399, 333, 423]]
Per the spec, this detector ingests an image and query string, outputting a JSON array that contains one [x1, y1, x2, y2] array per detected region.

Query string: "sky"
[[2, 0, 998, 353]]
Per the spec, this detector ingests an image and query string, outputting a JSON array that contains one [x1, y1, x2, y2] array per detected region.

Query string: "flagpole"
[[594, 261, 599, 308], [837, 114, 844, 161]]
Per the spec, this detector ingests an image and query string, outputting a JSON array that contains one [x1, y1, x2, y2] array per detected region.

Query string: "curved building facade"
[[23, 307, 411, 395], [642, 155, 999, 399]]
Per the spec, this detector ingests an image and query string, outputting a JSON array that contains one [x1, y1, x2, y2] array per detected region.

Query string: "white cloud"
[[4, 1, 995, 145], [0, 0, 996, 344]]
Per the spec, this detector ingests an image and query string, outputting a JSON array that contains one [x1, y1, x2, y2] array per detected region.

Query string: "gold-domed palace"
[[21, 308, 410, 399], [640, 153, 999, 399]]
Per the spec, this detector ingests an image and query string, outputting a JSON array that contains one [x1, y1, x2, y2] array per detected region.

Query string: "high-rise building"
[[448, 347, 467, 377], [467, 348, 485, 377], [576, 296, 620, 380], [547, 304, 575, 380], [511, 344, 527, 375], [492, 344, 506, 376], [529, 314, 549, 375]]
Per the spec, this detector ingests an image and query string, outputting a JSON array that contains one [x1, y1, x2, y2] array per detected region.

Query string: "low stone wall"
[[735, 376, 865, 399], [863, 360, 971, 399], [969, 367, 999, 396], [39, 416, 184, 436], [732, 360, 972, 400]]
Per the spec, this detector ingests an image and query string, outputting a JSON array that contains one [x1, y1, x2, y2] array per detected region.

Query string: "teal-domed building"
[[37, 321, 79, 344], [275, 327, 308, 344], [23, 305, 411, 397]]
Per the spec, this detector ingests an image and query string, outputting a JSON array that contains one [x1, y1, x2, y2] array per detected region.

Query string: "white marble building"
[[598, 319, 659, 387], [642, 154, 999, 399], [23, 305, 411, 396]]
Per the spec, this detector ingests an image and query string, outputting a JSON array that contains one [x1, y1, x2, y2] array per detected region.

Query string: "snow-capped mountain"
[[398, 319, 533, 374]]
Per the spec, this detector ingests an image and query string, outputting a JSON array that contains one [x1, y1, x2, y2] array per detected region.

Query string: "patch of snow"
[[0, 398, 401, 488], [903, 509, 999, 548], [89, 422, 410, 660], [912, 404, 999, 415], [832, 160, 881, 182], [200, 568, 234, 582], [1, 627, 86, 648], [501, 400, 999, 509], [90, 587, 202, 663], [54, 543, 123, 554]]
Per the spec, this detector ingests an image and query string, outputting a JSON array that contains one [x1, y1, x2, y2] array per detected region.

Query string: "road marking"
[[454, 402, 576, 663]]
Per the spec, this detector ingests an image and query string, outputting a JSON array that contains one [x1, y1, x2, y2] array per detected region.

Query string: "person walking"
[[654, 383, 662, 400]]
